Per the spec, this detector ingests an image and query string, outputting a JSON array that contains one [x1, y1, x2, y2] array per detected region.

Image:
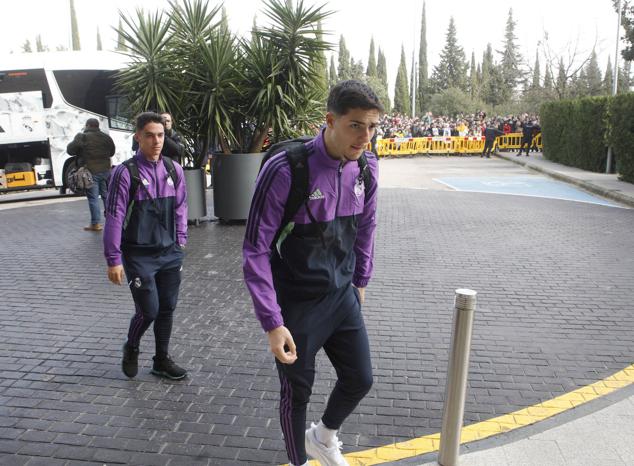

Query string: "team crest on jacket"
[[354, 178, 364, 197], [134, 277, 142, 288]]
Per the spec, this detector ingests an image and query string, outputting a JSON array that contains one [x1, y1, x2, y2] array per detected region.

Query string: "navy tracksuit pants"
[[276, 284, 373, 466], [122, 245, 184, 358]]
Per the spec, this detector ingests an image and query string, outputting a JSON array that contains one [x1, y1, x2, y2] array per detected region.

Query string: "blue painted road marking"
[[434, 176, 619, 207]]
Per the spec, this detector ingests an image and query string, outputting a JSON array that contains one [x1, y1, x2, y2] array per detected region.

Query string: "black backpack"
[[259, 137, 372, 243], [122, 156, 179, 230]]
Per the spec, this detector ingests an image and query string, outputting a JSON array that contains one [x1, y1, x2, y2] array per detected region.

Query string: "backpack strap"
[[281, 143, 311, 229], [122, 158, 141, 231], [357, 153, 372, 195], [162, 155, 179, 187], [269, 142, 312, 248]]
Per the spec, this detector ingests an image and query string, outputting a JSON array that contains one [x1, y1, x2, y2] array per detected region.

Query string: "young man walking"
[[103, 112, 188, 380], [243, 80, 383, 466]]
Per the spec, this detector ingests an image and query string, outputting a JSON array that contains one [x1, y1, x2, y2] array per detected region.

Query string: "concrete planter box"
[[183, 167, 207, 224], [212, 152, 265, 221]]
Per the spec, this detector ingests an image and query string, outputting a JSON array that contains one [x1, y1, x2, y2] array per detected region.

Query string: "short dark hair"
[[135, 112, 165, 131], [85, 118, 99, 128], [327, 80, 384, 116]]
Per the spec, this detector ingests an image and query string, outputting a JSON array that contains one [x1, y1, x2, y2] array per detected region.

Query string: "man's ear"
[[326, 112, 336, 129], [133, 132, 139, 142]]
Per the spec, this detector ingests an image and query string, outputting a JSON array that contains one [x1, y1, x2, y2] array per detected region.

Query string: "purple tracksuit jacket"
[[243, 130, 379, 332], [103, 153, 188, 267]]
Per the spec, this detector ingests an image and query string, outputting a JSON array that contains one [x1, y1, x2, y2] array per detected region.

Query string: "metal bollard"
[[438, 289, 477, 466]]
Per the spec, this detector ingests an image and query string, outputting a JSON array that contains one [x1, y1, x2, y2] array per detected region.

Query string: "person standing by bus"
[[243, 80, 382, 466], [103, 112, 188, 380], [66, 118, 115, 231]]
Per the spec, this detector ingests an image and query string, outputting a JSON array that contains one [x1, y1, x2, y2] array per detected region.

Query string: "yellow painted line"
[[281, 363, 634, 466]]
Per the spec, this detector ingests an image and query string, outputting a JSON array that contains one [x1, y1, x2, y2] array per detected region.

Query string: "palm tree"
[[115, 0, 332, 168]]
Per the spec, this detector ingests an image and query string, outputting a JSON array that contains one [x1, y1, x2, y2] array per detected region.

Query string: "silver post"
[[607, 0, 621, 174], [438, 289, 477, 466]]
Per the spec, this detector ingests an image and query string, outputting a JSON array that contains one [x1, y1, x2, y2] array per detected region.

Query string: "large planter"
[[183, 167, 207, 224], [212, 152, 265, 221]]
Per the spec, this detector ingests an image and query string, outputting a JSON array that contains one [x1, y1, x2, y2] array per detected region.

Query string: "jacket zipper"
[[335, 161, 344, 217], [153, 162, 160, 199]]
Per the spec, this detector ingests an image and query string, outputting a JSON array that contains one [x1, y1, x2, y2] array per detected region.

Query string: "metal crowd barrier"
[[372, 132, 542, 157]]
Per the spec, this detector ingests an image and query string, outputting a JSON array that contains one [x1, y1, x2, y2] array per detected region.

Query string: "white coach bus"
[[0, 51, 134, 192]]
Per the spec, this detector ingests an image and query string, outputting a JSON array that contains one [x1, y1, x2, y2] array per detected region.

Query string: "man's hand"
[[107, 265, 125, 285], [267, 326, 297, 364], [356, 286, 366, 304]]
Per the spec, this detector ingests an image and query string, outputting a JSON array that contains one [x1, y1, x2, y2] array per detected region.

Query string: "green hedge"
[[541, 94, 634, 182], [541, 96, 609, 172], [608, 93, 634, 183]]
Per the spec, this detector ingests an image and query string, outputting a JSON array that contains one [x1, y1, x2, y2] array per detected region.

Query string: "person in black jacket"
[[66, 118, 115, 231], [518, 121, 535, 156], [482, 125, 504, 158]]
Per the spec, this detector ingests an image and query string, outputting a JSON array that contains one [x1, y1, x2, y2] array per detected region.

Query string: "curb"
[[495, 153, 634, 208]]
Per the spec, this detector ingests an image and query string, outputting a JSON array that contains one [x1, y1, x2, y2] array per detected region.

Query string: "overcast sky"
[[1, 0, 621, 97]]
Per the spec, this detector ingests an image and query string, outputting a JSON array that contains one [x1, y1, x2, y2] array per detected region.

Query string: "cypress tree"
[[430, 17, 467, 92], [393, 45, 410, 115], [35, 35, 47, 52], [603, 56, 614, 94], [410, 48, 415, 116], [22, 39, 33, 53], [480, 43, 505, 106], [543, 65, 554, 91], [312, 21, 329, 98], [417, 1, 429, 114], [338, 35, 351, 80], [329, 55, 338, 88], [367, 37, 377, 77], [350, 58, 364, 80], [584, 49, 602, 96], [220, 7, 229, 35], [499, 8, 522, 97], [618, 60, 631, 93], [556, 58, 567, 98], [70, 0, 80, 50], [531, 53, 541, 89], [377, 47, 388, 88], [96, 28, 103, 51], [573, 69, 587, 97], [469, 51, 477, 98], [116, 18, 127, 51]]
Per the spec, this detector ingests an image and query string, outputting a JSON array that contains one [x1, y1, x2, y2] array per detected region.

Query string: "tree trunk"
[[248, 126, 268, 153]]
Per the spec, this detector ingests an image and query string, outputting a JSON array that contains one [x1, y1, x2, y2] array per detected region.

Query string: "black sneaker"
[[122, 343, 139, 378], [151, 356, 187, 380]]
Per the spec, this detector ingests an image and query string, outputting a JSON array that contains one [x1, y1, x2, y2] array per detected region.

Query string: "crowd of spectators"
[[377, 112, 541, 139]]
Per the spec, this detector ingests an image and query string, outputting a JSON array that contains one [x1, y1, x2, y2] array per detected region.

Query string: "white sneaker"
[[305, 422, 349, 466]]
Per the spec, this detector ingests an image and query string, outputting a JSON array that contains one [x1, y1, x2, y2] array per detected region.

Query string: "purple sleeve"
[[174, 162, 188, 245], [242, 158, 291, 332], [353, 153, 379, 288], [103, 164, 130, 267]]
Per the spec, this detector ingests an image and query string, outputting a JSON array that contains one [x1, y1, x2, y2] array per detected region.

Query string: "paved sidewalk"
[[418, 385, 634, 466], [496, 151, 634, 208], [1, 156, 632, 465]]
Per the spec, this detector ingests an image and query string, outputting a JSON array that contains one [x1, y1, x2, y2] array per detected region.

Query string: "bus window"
[[106, 95, 133, 130], [53, 69, 116, 116], [0, 69, 52, 108]]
